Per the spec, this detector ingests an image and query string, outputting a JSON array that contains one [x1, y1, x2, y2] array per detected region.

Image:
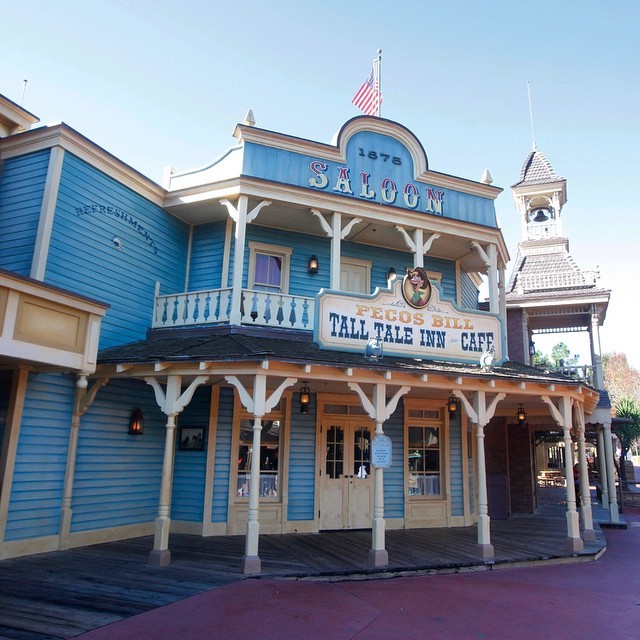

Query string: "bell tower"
[[512, 147, 567, 242]]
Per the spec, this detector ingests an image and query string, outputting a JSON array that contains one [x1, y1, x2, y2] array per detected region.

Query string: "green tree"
[[533, 342, 579, 368], [614, 398, 640, 488]]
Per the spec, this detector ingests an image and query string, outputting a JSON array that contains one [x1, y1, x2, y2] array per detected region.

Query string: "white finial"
[[243, 109, 256, 126], [527, 81, 537, 151], [481, 169, 493, 184]]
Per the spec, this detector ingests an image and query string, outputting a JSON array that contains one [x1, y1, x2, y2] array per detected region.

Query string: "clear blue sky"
[[3, 0, 639, 368]]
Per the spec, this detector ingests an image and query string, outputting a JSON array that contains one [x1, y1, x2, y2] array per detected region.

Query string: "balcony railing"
[[550, 365, 595, 386], [153, 288, 315, 331], [154, 288, 233, 327]]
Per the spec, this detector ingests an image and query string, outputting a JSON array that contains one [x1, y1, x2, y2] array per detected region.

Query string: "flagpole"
[[376, 49, 382, 117]]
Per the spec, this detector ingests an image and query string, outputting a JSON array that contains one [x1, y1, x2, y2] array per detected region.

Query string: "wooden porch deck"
[[0, 491, 614, 640]]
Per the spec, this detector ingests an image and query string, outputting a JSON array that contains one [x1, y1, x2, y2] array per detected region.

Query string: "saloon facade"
[[0, 94, 609, 571]]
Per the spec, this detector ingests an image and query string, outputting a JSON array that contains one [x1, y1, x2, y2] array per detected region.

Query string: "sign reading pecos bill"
[[314, 274, 504, 365]]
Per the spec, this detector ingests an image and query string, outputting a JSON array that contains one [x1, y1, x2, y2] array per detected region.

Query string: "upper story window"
[[249, 242, 292, 294]]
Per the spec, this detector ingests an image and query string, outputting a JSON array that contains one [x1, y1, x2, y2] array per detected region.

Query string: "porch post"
[[560, 398, 583, 552], [474, 415, 493, 558], [575, 405, 595, 541], [541, 395, 583, 552], [453, 390, 505, 560], [146, 375, 209, 566], [596, 426, 610, 508], [370, 415, 387, 566], [59, 375, 108, 550], [150, 412, 178, 566], [224, 196, 248, 326], [242, 416, 263, 574], [330, 212, 342, 290], [603, 421, 620, 522], [225, 372, 296, 574], [348, 381, 410, 567]]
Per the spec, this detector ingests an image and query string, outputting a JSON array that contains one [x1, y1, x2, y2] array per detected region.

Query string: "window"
[[248, 242, 292, 294], [236, 419, 281, 498], [407, 425, 441, 496]]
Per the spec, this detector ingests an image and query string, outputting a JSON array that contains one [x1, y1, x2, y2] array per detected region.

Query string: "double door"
[[319, 419, 373, 530]]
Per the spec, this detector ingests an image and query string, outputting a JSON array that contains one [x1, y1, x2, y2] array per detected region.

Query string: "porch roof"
[[98, 326, 593, 389]]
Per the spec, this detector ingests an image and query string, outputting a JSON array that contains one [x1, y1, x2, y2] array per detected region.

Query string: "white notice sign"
[[371, 434, 392, 469]]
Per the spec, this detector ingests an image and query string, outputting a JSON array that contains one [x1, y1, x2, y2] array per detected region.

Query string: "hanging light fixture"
[[517, 405, 526, 426], [448, 395, 458, 417], [307, 255, 319, 274], [387, 267, 396, 281], [529, 340, 536, 357], [129, 407, 144, 435], [299, 382, 311, 414]]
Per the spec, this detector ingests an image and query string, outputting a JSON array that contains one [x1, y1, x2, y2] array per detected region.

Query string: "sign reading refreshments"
[[314, 275, 504, 365]]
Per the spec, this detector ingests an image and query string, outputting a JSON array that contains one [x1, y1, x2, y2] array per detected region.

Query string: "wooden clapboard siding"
[[449, 412, 464, 516], [211, 387, 233, 523], [383, 403, 404, 518], [188, 221, 226, 291], [5, 373, 74, 540], [47, 153, 189, 349], [171, 386, 211, 522], [71, 379, 164, 531], [287, 392, 316, 522], [459, 268, 480, 310], [0, 150, 49, 274]]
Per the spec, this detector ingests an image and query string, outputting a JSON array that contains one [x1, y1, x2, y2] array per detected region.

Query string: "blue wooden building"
[[0, 93, 610, 572]]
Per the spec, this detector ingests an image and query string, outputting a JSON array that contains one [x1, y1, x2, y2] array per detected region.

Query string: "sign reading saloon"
[[307, 130, 445, 215], [314, 276, 504, 364]]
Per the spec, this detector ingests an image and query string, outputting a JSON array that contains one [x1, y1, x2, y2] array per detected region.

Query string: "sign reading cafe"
[[314, 273, 504, 365]]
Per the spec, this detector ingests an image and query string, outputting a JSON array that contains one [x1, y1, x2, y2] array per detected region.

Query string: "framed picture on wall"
[[178, 427, 205, 451]]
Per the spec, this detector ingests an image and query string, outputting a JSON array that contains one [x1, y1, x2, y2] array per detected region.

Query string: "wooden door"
[[319, 419, 373, 530]]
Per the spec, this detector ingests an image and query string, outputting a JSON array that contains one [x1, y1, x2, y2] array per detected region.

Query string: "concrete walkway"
[[74, 508, 640, 640]]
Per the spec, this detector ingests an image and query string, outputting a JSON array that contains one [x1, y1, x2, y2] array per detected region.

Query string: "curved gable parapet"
[[332, 115, 429, 177]]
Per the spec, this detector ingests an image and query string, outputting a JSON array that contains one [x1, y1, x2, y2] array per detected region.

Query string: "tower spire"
[[527, 81, 537, 151]]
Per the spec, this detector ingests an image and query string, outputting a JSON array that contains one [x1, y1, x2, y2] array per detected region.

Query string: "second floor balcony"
[[153, 287, 315, 331]]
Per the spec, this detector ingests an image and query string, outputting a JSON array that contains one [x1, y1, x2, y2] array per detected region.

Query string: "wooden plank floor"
[[0, 491, 611, 640]]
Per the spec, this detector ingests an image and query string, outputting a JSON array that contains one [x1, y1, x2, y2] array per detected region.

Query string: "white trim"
[[248, 241, 292, 294], [31, 147, 65, 280]]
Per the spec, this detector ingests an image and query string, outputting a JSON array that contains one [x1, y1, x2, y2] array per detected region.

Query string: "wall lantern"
[[387, 267, 396, 280], [308, 255, 319, 274], [517, 405, 527, 426], [529, 340, 536, 357], [448, 395, 458, 417], [364, 333, 383, 360], [299, 382, 311, 414], [129, 407, 144, 435]]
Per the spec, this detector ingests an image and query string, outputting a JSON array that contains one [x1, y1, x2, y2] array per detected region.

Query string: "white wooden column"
[[453, 390, 505, 559], [311, 210, 361, 290], [590, 310, 604, 389], [470, 242, 498, 313], [575, 404, 595, 541], [603, 421, 620, 522], [596, 426, 610, 509], [145, 374, 209, 565], [59, 375, 108, 549], [226, 372, 296, 574], [348, 381, 410, 566], [395, 226, 440, 268], [221, 197, 271, 324], [541, 395, 583, 551]]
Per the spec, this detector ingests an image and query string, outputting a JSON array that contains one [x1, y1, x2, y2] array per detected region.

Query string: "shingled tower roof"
[[512, 149, 565, 188]]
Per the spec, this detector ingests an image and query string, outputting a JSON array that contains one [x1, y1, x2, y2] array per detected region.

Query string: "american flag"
[[352, 68, 382, 116]]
